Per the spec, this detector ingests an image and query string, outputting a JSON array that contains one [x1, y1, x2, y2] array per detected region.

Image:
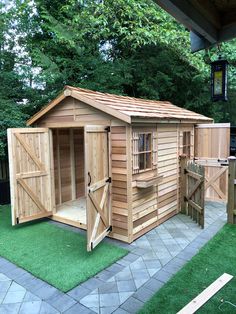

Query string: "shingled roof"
[[27, 85, 213, 125]]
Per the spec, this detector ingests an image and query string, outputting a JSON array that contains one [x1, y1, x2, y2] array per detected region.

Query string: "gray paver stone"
[[153, 270, 173, 283], [63, 302, 93, 314], [39, 301, 59, 314], [24, 291, 41, 302], [67, 285, 91, 301], [143, 278, 164, 292], [100, 306, 118, 314], [3, 291, 26, 304], [98, 282, 118, 294], [34, 284, 60, 300], [81, 278, 104, 290], [0, 303, 21, 314], [121, 296, 144, 313], [80, 294, 100, 308], [19, 301, 42, 314], [133, 286, 155, 302], [0, 281, 11, 293], [100, 293, 120, 307], [117, 280, 136, 292], [47, 293, 77, 312]]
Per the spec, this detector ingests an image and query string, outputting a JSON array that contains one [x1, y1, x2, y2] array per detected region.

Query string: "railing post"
[[180, 155, 187, 214], [227, 156, 236, 224]]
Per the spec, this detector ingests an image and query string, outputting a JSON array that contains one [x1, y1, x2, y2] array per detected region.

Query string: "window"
[[132, 131, 157, 174], [138, 133, 152, 170], [183, 131, 191, 157]]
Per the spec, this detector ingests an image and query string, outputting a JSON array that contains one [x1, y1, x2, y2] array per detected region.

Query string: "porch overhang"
[[155, 0, 236, 52]]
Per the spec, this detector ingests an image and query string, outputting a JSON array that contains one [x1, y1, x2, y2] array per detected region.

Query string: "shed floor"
[[55, 197, 86, 225]]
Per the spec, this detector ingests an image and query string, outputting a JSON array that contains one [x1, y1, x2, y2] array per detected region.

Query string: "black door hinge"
[[107, 226, 112, 232], [106, 177, 112, 183], [105, 126, 111, 132], [16, 217, 19, 224]]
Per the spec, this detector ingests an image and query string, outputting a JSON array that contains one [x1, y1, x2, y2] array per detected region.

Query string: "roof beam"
[[155, 0, 218, 43], [190, 31, 212, 53], [219, 22, 236, 43]]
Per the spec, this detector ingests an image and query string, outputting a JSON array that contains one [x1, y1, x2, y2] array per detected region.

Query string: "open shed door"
[[85, 126, 112, 251], [7, 128, 54, 225], [194, 123, 230, 201]]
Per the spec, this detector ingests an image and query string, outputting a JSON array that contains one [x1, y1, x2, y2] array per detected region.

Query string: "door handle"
[[88, 172, 91, 186]]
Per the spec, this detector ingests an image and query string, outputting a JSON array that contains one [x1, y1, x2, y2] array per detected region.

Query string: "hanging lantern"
[[211, 56, 228, 102]]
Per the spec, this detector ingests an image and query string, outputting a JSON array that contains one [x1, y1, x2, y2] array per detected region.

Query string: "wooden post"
[[227, 156, 236, 224], [200, 165, 205, 229], [180, 155, 187, 214]]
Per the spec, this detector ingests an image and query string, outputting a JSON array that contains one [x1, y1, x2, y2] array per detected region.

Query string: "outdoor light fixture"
[[211, 56, 228, 102]]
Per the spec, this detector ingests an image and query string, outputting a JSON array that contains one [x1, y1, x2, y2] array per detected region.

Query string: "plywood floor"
[[56, 197, 86, 225]]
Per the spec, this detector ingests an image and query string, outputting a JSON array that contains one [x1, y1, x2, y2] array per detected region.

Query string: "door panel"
[[7, 128, 54, 225], [194, 123, 230, 201], [195, 123, 230, 159], [85, 125, 111, 251]]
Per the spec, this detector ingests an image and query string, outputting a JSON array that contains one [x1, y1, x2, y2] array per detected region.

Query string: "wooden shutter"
[[85, 125, 112, 251], [152, 131, 158, 168], [132, 132, 139, 174], [7, 128, 54, 225]]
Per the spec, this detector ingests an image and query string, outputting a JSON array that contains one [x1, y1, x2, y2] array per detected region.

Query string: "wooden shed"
[[7, 86, 213, 251]]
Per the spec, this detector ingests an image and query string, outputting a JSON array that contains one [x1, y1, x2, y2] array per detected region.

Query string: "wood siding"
[[37, 97, 112, 127], [157, 125, 179, 220], [110, 126, 130, 242], [131, 126, 159, 240]]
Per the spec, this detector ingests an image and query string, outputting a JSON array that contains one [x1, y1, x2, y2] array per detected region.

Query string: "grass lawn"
[[0, 205, 128, 292], [139, 224, 236, 314]]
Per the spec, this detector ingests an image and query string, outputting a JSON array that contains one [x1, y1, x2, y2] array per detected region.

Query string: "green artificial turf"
[[140, 224, 236, 314], [0, 205, 128, 292]]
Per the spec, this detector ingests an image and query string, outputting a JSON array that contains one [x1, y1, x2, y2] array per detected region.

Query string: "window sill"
[[136, 174, 163, 188]]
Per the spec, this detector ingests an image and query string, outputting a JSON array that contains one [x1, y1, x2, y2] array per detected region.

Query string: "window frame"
[[183, 131, 191, 157], [132, 131, 154, 174]]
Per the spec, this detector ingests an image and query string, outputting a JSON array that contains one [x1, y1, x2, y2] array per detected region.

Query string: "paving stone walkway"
[[0, 201, 226, 314]]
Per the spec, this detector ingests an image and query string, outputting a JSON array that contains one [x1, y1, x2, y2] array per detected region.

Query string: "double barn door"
[[7, 126, 112, 251]]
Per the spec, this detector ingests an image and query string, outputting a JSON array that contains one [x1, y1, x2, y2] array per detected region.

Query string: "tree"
[[8, 0, 236, 130], [0, 4, 28, 158]]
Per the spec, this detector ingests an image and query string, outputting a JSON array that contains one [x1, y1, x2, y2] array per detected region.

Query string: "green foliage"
[[1, 0, 236, 160], [0, 4, 28, 159]]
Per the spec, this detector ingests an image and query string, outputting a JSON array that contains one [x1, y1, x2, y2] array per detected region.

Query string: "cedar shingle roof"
[[27, 85, 213, 125]]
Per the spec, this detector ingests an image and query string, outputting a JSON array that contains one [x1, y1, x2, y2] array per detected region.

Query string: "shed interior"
[[52, 127, 87, 228]]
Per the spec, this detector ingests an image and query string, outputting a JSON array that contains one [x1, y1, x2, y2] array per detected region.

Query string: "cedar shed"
[[7, 86, 212, 251]]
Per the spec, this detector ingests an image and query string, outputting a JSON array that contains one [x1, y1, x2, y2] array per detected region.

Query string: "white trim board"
[[177, 273, 233, 314]]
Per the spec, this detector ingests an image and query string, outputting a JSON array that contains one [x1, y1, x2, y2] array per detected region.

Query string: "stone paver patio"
[[0, 201, 226, 314]]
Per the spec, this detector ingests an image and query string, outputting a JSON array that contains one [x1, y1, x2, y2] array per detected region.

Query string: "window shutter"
[[132, 132, 139, 174], [152, 132, 158, 168]]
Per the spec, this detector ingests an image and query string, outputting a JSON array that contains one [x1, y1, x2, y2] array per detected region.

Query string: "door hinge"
[[184, 196, 188, 202], [91, 242, 93, 250], [107, 226, 112, 232], [16, 217, 19, 224], [106, 177, 112, 183], [105, 126, 111, 132]]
